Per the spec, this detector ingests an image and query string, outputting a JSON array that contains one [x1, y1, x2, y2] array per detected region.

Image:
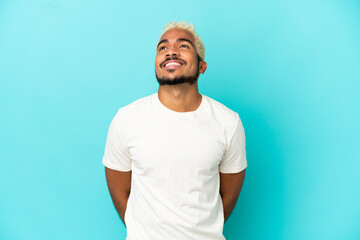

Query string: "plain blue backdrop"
[[1, 0, 359, 239]]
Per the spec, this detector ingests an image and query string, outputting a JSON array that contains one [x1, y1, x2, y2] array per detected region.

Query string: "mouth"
[[161, 58, 186, 69]]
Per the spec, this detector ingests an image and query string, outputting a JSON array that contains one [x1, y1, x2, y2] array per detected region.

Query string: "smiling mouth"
[[164, 62, 183, 69], [161, 58, 186, 70]]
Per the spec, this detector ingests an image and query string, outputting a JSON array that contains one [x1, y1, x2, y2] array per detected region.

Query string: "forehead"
[[159, 28, 195, 44]]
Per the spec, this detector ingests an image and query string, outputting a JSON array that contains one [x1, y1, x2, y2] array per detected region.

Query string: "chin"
[[156, 73, 199, 86]]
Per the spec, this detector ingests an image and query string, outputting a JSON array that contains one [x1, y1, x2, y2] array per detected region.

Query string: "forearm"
[[105, 168, 132, 225], [110, 190, 130, 223], [220, 169, 246, 222], [221, 193, 239, 221]]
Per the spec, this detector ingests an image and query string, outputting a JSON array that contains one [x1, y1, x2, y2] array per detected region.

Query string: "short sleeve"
[[219, 115, 247, 173], [102, 113, 132, 171]]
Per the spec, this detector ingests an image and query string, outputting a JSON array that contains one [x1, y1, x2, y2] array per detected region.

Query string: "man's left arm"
[[220, 169, 246, 222]]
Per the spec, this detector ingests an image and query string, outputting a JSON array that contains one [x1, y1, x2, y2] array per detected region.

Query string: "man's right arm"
[[105, 167, 131, 225]]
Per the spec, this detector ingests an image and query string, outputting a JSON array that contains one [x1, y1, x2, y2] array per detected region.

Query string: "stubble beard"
[[156, 71, 200, 86], [156, 61, 200, 86]]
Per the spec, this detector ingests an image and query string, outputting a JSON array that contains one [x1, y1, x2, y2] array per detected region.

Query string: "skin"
[[155, 28, 207, 112], [105, 28, 246, 225], [105, 168, 131, 224], [220, 169, 246, 221]]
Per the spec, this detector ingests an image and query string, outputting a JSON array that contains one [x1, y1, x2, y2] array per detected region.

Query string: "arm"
[[105, 167, 132, 225], [220, 169, 246, 222]]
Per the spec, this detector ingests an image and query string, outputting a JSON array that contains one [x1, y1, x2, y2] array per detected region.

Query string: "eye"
[[180, 44, 189, 49], [159, 46, 167, 51]]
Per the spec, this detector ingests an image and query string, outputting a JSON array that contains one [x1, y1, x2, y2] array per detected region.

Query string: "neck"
[[158, 83, 202, 112]]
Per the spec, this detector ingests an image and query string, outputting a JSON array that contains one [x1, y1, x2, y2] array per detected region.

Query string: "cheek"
[[190, 60, 200, 71], [155, 57, 162, 68]]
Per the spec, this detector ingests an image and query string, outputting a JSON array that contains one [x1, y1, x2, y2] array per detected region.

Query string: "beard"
[[156, 57, 200, 86], [156, 70, 200, 86]]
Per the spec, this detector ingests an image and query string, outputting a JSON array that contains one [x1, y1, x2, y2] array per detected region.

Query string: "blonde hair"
[[158, 21, 205, 61]]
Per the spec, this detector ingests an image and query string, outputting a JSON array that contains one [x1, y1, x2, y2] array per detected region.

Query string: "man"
[[103, 21, 247, 240]]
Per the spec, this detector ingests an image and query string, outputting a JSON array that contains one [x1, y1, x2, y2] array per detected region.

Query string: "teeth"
[[165, 62, 181, 67]]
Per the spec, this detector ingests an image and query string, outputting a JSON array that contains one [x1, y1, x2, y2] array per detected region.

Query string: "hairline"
[[157, 21, 205, 61]]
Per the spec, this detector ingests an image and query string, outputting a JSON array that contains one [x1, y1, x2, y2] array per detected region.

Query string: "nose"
[[165, 47, 179, 57]]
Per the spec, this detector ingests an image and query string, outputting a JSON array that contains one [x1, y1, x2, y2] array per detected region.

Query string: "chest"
[[126, 117, 226, 177]]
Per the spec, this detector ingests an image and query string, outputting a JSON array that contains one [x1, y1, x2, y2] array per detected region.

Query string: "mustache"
[[160, 57, 186, 68]]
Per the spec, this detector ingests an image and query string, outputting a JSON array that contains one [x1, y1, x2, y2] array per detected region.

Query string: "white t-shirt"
[[103, 93, 247, 240]]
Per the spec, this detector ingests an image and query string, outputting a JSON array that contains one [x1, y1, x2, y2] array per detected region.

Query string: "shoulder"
[[118, 94, 153, 113], [111, 93, 155, 126], [204, 96, 246, 152], [203, 95, 240, 127]]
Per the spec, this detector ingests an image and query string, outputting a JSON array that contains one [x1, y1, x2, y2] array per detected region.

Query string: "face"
[[155, 28, 206, 85]]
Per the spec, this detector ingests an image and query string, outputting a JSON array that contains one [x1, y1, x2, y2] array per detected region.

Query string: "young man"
[[103, 21, 247, 240]]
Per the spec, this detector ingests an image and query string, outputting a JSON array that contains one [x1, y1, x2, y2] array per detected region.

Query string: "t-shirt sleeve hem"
[[219, 162, 247, 174], [102, 158, 132, 172]]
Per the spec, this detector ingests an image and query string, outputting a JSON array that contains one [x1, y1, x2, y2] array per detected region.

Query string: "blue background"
[[1, 0, 359, 239]]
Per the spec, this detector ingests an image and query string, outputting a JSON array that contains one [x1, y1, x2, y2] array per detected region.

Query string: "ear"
[[199, 61, 207, 74]]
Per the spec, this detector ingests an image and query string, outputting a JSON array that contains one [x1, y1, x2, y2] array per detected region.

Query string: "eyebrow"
[[157, 39, 168, 48], [157, 38, 194, 48], [177, 38, 194, 47]]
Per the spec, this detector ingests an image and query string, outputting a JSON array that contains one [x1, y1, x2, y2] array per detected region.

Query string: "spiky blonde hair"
[[158, 21, 205, 61]]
